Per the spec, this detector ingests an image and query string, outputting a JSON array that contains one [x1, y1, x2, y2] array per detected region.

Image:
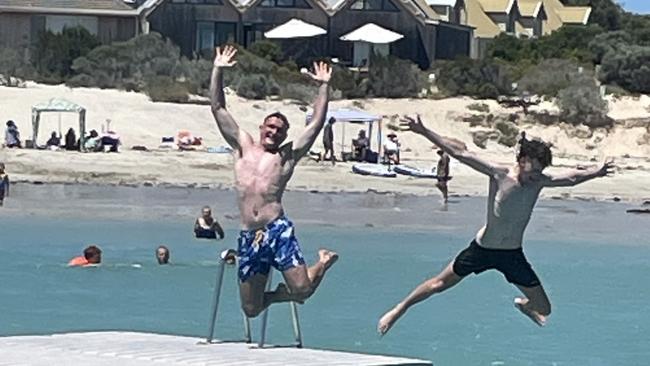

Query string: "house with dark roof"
[[328, 0, 472, 68], [0, 0, 140, 50]]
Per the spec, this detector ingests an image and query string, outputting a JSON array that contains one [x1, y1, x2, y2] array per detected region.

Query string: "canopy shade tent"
[[339, 23, 404, 44], [264, 18, 327, 39], [31, 98, 86, 151], [306, 108, 384, 162]]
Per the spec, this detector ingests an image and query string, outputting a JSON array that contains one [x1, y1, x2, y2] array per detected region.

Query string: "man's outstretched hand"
[[214, 45, 237, 68], [597, 159, 615, 177], [399, 115, 427, 135], [305, 61, 332, 83]]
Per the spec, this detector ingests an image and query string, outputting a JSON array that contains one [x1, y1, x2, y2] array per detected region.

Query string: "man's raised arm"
[[292, 62, 332, 159], [543, 161, 614, 187], [401, 115, 506, 177], [210, 45, 244, 152]]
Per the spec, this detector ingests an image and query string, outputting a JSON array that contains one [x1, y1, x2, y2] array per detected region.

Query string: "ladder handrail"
[[205, 249, 303, 348]]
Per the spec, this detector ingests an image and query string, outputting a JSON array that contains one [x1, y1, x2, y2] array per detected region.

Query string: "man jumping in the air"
[[378, 115, 614, 334], [210, 45, 338, 318]]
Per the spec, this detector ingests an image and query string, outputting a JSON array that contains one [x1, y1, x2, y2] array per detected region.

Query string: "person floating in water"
[[156, 245, 170, 265], [210, 45, 338, 318], [68, 245, 102, 267], [0, 162, 9, 207], [377, 115, 614, 334], [194, 206, 225, 240]]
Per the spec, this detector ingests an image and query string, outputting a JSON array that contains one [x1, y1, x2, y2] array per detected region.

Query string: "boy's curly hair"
[[517, 137, 552, 169]]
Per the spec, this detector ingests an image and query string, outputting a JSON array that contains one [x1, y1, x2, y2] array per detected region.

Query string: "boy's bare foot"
[[318, 249, 339, 270], [514, 297, 547, 327], [377, 305, 405, 335]]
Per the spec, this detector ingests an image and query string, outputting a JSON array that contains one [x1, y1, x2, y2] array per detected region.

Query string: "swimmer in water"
[[68, 245, 102, 267], [210, 45, 338, 318], [378, 117, 614, 334]]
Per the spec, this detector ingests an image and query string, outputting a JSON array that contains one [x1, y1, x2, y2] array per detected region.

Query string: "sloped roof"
[[33, 98, 86, 113], [557, 6, 590, 24], [465, 0, 501, 37], [0, 0, 135, 12], [476, 0, 513, 13], [517, 0, 542, 17], [238, 0, 330, 13], [330, 0, 439, 22], [541, 0, 589, 33]]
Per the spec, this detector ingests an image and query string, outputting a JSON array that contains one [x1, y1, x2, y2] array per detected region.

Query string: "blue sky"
[[618, 0, 650, 14]]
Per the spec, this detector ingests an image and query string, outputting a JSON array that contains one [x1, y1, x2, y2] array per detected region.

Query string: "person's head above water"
[[201, 205, 212, 218], [517, 136, 552, 174], [259, 112, 289, 151], [83, 245, 102, 264], [156, 245, 170, 265]]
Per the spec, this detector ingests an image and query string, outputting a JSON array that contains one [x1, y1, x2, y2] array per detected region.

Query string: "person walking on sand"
[[210, 45, 338, 318], [0, 162, 9, 207], [435, 149, 450, 203], [377, 115, 614, 334]]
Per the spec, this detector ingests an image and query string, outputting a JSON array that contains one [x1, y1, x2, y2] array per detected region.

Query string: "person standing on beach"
[[210, 45, 339, 318], [435, 149, 450, 203], [322, 117, 336, 165], [0, 162, 9, 207], [377, 115, 614, 334]]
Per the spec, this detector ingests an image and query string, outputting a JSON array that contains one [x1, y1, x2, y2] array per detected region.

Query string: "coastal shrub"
[[516, 59, 593, 97], [367, 54, 426, 98], [144, 76, 190, 103], [32, 26, 100, 83], [467, 103, 490, 113], [599, 45, 650, 94], [329, 65, 367, 99], [248, 40, 284, 64], [236, 74, 280, 99], [589, 31, 633, 64], [433, 58, 515, 99], [494, 120, 519, 147], [557, 78, 611, 128], [0, 47, 33, 85], [280, 83, 317, 104]]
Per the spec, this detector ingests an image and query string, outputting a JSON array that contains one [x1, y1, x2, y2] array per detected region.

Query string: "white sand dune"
[[1, 84, 649, 202]]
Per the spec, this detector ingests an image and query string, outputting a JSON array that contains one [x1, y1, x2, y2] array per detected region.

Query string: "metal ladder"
[[204, 249, 303, 348]]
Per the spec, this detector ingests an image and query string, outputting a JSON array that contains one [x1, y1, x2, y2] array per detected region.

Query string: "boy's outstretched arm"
[[292, 62, 332, 160], [401, 115, 507, 177], [542, 160, 614, 187]]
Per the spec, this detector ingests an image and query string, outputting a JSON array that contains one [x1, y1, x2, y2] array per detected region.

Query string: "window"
[[350, 0, 398, 11], [196, 21, 237, 52], [173, 0, 223, 4], [45, 15, 98, 35], [258, 0, 310, 8]]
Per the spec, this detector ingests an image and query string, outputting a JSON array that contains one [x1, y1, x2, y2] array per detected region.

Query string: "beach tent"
[[264, 19, 327, 39], [306, 108, 384, 162], [31, 98, 86, 151], [340, 23, 404, 67]]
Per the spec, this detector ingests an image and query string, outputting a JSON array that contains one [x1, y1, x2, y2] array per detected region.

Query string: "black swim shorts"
[[452, 240, 541, 287]]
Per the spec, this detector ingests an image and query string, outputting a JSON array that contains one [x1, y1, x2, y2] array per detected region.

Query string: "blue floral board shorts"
[[237, 215, 306, 282]]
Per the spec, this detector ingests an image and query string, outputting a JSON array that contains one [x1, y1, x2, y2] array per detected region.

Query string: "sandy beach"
[[1, 83, 649, 203]]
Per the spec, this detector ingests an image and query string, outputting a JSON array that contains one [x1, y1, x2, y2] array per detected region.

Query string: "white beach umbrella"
[[339, 23, 404, 44], [264, 18, 327, 39]]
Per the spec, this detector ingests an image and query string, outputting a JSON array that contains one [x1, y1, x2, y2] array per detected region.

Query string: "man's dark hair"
[[264, 112, 289, 130], [83, 245, 102, 260], [517, 138, 552, 168], [156, 245, 170, 264]]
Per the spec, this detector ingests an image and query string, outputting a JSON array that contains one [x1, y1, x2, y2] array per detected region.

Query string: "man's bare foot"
[[377, 305, 405, 335], [318, 249, 339, 270], [514, 297, 547, 327]]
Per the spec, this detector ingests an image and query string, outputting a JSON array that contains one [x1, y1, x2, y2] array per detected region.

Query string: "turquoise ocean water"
[[1, 188, 649, 365]]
